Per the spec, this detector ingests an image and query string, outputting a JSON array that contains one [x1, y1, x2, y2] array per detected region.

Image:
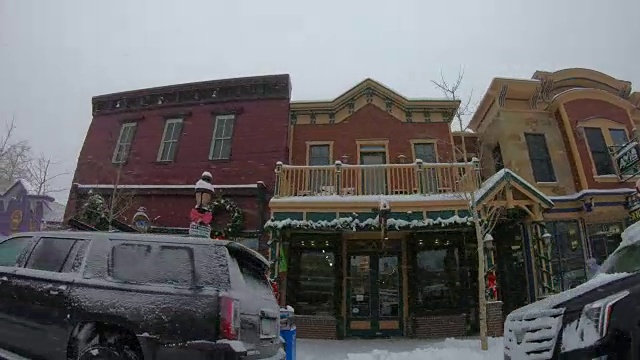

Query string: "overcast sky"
[[1, 0, 639, 203]]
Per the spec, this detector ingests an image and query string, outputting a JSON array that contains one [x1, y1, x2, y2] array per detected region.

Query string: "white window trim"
[[112, 122, 137, 164], [157, 118, 183, 162], [209, 114, 235, 160]]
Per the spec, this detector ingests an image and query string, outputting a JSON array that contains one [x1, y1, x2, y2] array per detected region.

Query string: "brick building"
[[265, 78, 551, 339], [265, 69, 640, 340], [65, 74, 291, 250]]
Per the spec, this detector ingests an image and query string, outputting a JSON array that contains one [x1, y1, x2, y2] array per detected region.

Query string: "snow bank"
[[298, 337, 503, 360], [619, 220, 640, 248]]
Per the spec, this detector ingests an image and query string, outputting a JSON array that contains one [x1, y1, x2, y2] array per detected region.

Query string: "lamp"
[[483, 233, 494, 250], [195, 171, 215, 212], [542, 230, 553, 246], [582, 198, 594, 212]]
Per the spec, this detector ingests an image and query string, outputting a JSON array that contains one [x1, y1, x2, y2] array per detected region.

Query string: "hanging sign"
[[613, 141, 640, 180]]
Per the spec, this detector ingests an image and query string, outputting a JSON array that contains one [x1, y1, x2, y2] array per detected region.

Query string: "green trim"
[[307, 212, 338, 222], [273, 212, 303, 221], [426, 210, 456, 220]]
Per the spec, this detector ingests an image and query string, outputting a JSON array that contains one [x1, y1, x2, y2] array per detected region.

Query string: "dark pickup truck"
[[0, 231, 284, 360], [503, 223, 640, 359]]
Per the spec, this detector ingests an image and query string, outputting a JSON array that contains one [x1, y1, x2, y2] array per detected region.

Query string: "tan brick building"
[[266, 69, 640, 340]]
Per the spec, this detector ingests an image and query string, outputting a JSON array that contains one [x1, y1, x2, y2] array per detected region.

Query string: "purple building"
[[0, 180, 55, 236]]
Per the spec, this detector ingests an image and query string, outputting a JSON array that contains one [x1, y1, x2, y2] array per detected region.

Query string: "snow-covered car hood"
[[507, 272, 632, 319]]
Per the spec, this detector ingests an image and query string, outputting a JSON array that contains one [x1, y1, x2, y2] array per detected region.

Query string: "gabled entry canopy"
[[475, 169, 554, 220]]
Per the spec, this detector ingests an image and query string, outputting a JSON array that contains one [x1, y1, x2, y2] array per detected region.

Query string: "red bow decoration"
[[190, 208, 213, 225]]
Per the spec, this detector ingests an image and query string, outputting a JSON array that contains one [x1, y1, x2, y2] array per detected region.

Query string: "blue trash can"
[[280, 306, 296, 360], [280, 326, 296, 360]]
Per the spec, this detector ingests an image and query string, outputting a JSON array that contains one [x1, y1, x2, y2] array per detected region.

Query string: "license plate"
[[260, 318, 277, 338]]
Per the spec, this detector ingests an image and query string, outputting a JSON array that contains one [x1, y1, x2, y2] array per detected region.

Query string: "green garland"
[[210, 198, 244, 238]]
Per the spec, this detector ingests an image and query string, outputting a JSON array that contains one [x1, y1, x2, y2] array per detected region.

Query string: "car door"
[[10, 235, 88, 360], [0, 235, 37, 354]]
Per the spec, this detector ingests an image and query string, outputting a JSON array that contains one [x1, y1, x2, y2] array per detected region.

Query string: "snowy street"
[[298, 337, 503, 360]]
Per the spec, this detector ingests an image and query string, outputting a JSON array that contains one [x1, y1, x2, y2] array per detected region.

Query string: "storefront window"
[[287, 240, 337, 316], [586, 222, 623, 265], [412, 239, 462, 314], [546, 221, 587, 291]]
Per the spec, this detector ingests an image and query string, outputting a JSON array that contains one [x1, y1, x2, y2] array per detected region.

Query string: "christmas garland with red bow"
[[209, 197, 244, 239]]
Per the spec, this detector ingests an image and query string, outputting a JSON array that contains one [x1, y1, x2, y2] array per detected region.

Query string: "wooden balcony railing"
[[273, 160, 480, 198]]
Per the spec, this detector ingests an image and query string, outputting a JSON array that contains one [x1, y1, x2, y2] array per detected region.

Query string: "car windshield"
[[598, 243, 640, 275]]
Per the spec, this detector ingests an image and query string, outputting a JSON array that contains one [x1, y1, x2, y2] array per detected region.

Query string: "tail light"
[[219, 296, 241, 340]]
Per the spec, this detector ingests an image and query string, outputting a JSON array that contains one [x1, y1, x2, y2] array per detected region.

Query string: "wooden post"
[[335, 161, 343, 196], [401, 236, 410, 336], [415, 159, 425, 194], [274, 162, 283, 197], [341, 235, 348, 338]]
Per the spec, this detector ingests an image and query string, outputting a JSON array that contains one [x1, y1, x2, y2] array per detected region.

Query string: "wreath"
[[209, 197, 244, 239]]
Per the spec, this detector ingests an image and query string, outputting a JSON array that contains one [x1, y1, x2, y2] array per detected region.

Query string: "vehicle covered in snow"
[[504, 222, 640, 359], [0, 231, 284, 360]]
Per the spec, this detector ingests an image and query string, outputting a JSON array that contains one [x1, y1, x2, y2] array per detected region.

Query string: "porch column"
[[341, 236, 347, 338], [401, 236, 410, 336]]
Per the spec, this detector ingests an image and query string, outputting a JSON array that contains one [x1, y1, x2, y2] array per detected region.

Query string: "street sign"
[[612, 141, 640, 181]]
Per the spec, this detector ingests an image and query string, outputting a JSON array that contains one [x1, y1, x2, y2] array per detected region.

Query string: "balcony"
[[273, 160, 480, 198]]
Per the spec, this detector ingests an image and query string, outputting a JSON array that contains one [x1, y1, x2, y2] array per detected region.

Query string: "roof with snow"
[[43, 202, 66, 223], [475, 169, 554, 208], [0, 179, 54, 201]]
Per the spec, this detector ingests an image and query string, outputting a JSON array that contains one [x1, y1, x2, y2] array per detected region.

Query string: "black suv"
[[0, 231, 284, 360], [503, 224, 640, 359]]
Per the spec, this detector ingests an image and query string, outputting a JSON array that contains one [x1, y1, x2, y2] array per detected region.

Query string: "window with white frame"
[[157, 118, 183, 162], [209, 115, 235, 160], [112, 122, 137, 164]]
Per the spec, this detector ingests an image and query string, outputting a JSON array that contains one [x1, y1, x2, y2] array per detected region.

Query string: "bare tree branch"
[[431, 66, 477, 132], [26, 154, 71, 196], [0, 117, 32, 185]]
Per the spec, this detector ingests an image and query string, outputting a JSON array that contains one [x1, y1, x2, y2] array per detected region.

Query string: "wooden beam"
[[506, 184, 514, 209]]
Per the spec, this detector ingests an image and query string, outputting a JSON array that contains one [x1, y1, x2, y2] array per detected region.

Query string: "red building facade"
[[65, 74, 291, 249]]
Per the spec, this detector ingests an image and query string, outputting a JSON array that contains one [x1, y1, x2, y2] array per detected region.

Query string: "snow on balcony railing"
[[273, 160, 479, 198]]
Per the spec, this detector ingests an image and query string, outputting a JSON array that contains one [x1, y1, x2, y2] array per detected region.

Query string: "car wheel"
[[76, 336, 140, 360], [77, 345, 125, 360]]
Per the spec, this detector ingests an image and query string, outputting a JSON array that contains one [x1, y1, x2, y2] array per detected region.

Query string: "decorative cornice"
[[92, 74, 291, 116]]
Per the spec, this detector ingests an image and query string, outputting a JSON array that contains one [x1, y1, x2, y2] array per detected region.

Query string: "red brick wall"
[[487, 301, 503, 337], [73, 99, 289, 188], [563, 99, 635, 190], [66, 98, 289, 226], [413, 315, 467, 338], [291, 104, 454, 165], [295, 316, 337, 339]]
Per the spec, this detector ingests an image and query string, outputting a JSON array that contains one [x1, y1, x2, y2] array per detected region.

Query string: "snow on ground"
[[297, 337, 503, 360]]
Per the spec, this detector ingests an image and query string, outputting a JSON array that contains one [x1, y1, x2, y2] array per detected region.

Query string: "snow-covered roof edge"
[[549, 188, 635, 202], [474, 169, 553, 208], [0, 179, 54, 201], [76, 183, 262, 190]]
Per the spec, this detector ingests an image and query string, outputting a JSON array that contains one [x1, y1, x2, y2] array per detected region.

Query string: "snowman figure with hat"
[[189, 171, 217, 238]]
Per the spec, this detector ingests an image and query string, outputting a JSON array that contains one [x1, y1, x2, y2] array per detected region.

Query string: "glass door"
[[347, 254, 402, 337], [360, 147, 387, 195]]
